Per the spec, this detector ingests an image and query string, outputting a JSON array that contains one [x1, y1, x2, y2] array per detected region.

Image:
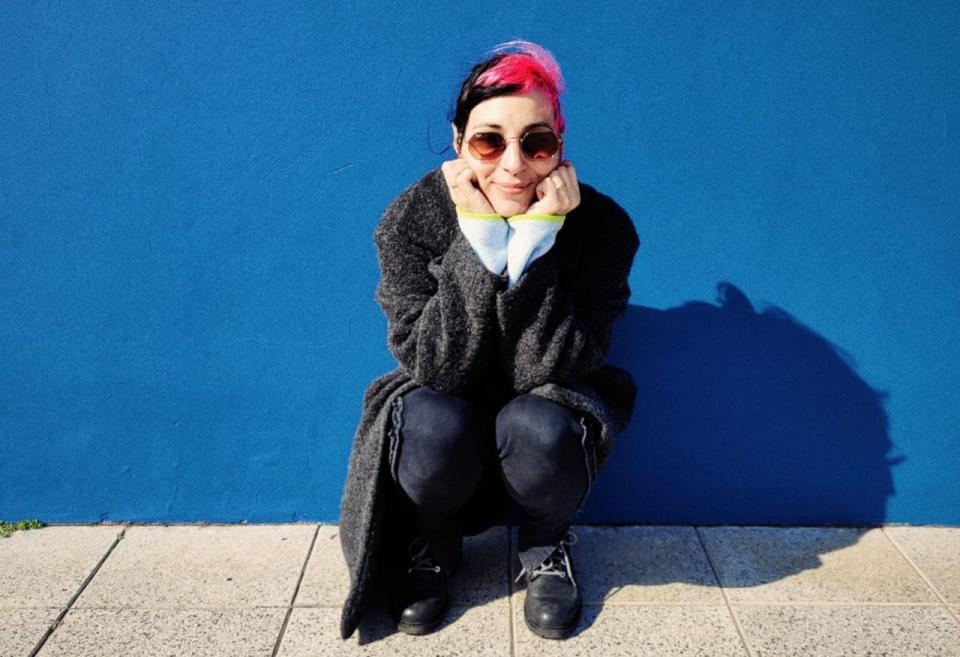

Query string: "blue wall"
[[2, 1, 958, 525]]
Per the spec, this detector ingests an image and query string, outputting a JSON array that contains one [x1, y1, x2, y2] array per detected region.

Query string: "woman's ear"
[[451, 123, 461, 156]]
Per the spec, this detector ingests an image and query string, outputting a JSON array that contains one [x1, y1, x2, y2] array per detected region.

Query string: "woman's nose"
[[499, 140, 526, 174]]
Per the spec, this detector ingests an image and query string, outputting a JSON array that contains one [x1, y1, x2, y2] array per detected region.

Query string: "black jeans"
[[387, 385, 594, 577]]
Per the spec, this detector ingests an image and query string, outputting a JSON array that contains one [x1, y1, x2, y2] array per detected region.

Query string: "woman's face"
[[453, 88, 562, 217]]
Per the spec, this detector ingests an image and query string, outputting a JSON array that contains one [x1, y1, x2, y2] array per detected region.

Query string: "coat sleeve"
[[494, 197, 639, 393], [374, 182, 507, 396]]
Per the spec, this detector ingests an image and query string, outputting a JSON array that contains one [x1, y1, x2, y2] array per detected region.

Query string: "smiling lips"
[[494, 182, 531, 195]]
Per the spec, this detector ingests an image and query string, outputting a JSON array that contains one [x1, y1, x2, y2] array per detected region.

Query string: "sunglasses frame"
[[465, 129, 563, 162]]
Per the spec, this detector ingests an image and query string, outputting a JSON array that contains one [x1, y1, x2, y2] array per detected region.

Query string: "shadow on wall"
[[600, 282, 902, 526]]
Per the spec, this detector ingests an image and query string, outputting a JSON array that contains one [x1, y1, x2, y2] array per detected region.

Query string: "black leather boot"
[[517, 531, 581, 639], [389, 535, 450, 635]]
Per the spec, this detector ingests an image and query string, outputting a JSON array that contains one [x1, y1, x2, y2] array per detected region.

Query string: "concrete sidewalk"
[[2, 524, 959, 656]]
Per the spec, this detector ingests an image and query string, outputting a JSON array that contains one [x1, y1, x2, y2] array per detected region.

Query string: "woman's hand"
[[442, 159, 496, 214], [525, 160, 581, 216]]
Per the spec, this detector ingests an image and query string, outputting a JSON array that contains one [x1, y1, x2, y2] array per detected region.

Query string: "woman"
[[338, 40, 639, 641]]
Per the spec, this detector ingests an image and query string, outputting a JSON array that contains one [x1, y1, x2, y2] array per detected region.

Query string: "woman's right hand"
[[441, 159, 497, 215]]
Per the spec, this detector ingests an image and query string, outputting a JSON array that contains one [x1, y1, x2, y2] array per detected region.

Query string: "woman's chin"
[[491, 195, 534, 218]]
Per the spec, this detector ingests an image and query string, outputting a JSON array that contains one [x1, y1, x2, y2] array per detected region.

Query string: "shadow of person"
[[599, 281, 900, 526]]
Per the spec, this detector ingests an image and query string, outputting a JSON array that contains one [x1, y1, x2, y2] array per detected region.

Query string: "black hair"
[[448, 55, 522, 150]]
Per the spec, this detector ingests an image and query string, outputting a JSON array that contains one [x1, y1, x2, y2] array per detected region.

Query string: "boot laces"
[[406, 536, 442, 574], [514, 531, 578, 587]]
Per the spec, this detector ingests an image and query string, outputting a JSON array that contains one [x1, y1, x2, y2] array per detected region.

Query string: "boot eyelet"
[[434, 566, 441, 573]]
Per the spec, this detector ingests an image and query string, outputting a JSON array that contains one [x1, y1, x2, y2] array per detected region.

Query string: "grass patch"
[[0, 519, 45, 538]]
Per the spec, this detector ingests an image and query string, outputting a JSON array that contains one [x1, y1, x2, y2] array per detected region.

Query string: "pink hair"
[[475, 40, 566, 134]]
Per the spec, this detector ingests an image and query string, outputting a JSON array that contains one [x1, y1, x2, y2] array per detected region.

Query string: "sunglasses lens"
[[521, 131, 560, 159], [467, 132, 506, 160]]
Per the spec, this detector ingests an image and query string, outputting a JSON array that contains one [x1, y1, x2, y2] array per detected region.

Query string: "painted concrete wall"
[[2, 1, 958, 524]]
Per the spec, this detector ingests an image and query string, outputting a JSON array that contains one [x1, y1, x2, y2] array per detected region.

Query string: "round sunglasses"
[[466, 130, 563, 161]]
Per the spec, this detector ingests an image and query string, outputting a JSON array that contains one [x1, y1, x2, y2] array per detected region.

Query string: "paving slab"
[[298, 525, 509, 609], [884, 526, 960, 603], [510, 525, 723, 605], [735, 605, 960, 657], [699, 527, 936, 603], [0, 526, 121, 608], [0, 608, 61, 657], [278, 604, 511, 656], [296, 525, 351, 607], [511, 603, 747, 656], [75, 525, 316, 608], [35, 607, 285, 657]]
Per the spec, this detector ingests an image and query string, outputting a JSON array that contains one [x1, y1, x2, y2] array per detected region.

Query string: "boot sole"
[[523, 600, 582, 640]]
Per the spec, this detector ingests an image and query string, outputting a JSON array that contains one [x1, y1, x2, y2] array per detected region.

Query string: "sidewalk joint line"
[[28, 524, 129, 657], [880, 526, 960, 627], [270, 523, 320, 657], [48, 604, 298, 610], [695, 526, 756, 657], [507, 523, 516, 657], [728, 601, 950, 608]]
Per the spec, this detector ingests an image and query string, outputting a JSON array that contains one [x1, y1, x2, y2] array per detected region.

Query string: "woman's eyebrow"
[[474, 121, 553, 131]]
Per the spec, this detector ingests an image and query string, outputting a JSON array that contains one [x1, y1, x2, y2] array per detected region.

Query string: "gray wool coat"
[[338, 166, 640, 639]]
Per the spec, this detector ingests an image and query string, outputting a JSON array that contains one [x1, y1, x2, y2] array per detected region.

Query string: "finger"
[[535, 176, 553, 201], [449, 160, 470, 180], [555, 171, 577, 206], [539, 177, 563, 209], [550, 172, 569, 199], [547, 169, 578, 213], [558, 161, 577, 186], [456, 169, 494, 211], [456, 168, 480, 194], [552, 179, 568, 200], [555, 165, 575, 189], [441, 160, 455, 182], [448, 167, 474, 205], [562, 166, 581, 211], [442, 160, 466, 187]]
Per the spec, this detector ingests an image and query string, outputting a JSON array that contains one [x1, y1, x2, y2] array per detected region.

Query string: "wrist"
[[456, 207, 503, 220], [507, 212, 566, 224]]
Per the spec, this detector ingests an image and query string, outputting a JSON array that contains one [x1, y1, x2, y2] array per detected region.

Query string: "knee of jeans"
[[395, 439, 483, 511], [391, 388, 485, 509], [495, 394, 583, 459], [397, 462, 480, 511], [400, 387, 484, 457]]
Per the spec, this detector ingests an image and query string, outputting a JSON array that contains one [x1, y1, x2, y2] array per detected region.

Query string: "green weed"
[[0, 519, 45, 538]]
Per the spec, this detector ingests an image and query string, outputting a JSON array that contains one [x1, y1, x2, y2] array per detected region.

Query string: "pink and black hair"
[[450, 40, 566, 149]]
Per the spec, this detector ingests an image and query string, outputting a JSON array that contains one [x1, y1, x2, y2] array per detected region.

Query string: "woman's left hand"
[[525, 160, 581, 216]]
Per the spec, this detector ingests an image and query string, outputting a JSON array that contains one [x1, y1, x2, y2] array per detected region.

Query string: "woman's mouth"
[[494, 182, 531, 195]]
